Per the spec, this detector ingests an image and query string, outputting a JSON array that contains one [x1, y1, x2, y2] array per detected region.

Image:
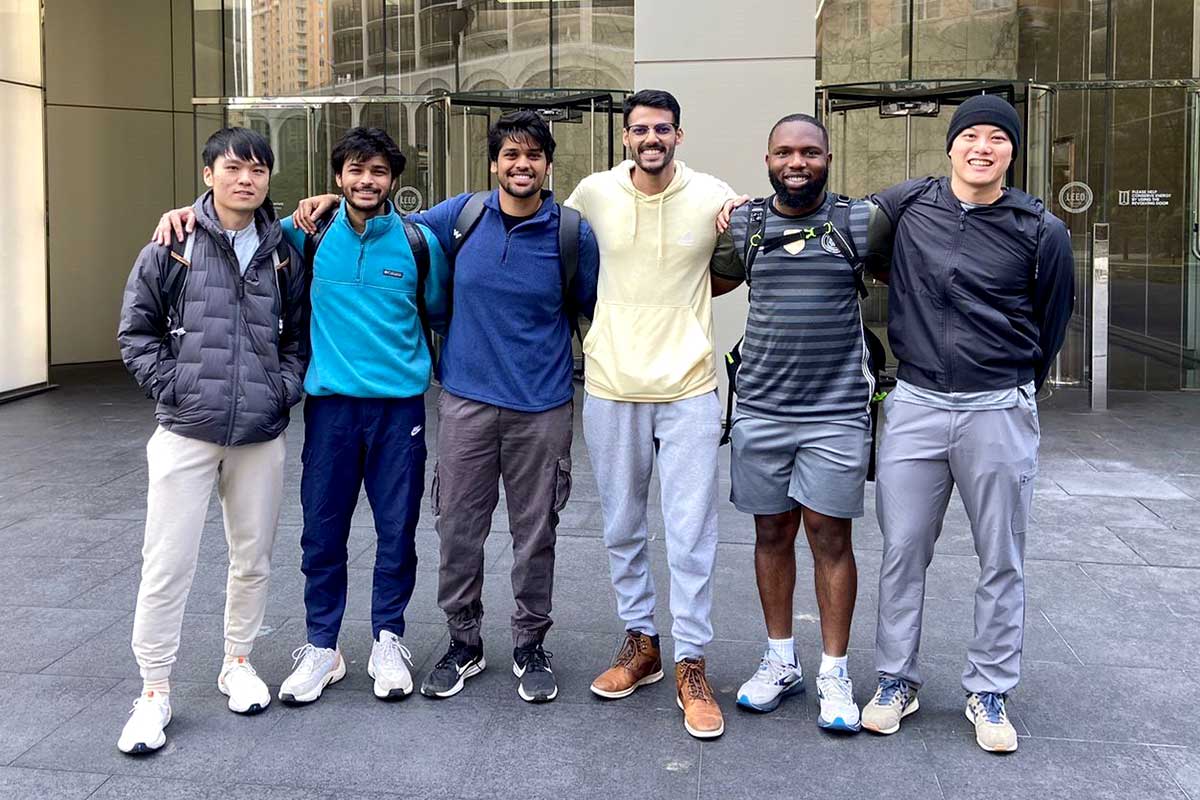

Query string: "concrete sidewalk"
[[0, 364, 1198, 799]]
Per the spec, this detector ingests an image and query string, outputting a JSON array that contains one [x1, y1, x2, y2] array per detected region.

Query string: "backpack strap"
[[557, 203, 582, 341], [451, 191, 490, 258], [826, 194, 869, 299], [720, 338, 742, 446], [164, 234, 195, 337], [271, 242, 293, 337], [402, 217, 434, 359], [303, 209, 335, 267], [742, 197, 770, 284]]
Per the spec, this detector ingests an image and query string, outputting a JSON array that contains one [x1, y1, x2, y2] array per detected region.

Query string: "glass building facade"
[[185, 0, 1200, 392], [818, 0, 1200, 391]]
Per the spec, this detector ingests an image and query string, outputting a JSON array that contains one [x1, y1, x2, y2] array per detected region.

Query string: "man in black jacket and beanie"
[[859, 95, 1074, 753], [116, 127, 308, 755]]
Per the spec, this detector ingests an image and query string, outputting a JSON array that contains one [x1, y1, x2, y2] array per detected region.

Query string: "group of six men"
[[116, 88, 1074, 757]]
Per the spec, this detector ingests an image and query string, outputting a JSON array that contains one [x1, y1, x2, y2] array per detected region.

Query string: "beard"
[[635, 142, 675, 175], [344, 188, 386, 214], [501, 172, 542, 199], [769, 168, 827, 209]]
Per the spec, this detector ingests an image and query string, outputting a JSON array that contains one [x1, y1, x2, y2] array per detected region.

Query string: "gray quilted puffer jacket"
[[118, 192, 309, 446]]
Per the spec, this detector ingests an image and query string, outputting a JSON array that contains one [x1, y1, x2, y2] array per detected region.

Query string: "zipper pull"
[[959, 210, 966, 231]]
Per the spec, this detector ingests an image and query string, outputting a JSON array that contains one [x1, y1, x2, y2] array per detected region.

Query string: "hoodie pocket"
[[583, 301, 713, 397]]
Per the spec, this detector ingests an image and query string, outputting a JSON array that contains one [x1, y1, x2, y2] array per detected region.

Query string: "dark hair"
[[768, 113, 829, 149], [623, 89, 681, 126], [202, 127, 274, 171], [487, 110, 556, 163], [330, 127, 406, 177]]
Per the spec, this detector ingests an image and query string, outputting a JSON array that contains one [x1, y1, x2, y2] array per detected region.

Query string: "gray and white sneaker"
[[420, 639, 486, 699], [816, 668, 861, 733], [368, 630, 414, 700], [861, 676, 918, 735], [278, 644, 346, 705], [513, 643, 557, 703]]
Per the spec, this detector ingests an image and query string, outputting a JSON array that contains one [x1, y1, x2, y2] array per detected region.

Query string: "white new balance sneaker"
[[217, 656, 271, 715], [117, 691, 171, 755], [368, 630, 414, 700], [735, 651, 805, 713], [816, 668, 861, 733], [278, 644, 345, 705]]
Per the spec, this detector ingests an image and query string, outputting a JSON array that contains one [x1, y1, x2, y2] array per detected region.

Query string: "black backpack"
[[166, 232, 294, 338], [450, 191, 583, 342], [721, 194, 894, 479], [303, 208, 433, 357]]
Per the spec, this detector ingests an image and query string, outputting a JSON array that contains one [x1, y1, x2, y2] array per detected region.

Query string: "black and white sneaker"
[[513, 643, 557, 703], [420, 639, 485, 699]]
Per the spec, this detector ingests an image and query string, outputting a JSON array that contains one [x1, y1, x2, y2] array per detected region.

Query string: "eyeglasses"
[[625, 123, 677, 137]]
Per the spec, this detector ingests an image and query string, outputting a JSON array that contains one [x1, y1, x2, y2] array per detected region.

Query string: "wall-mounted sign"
[[1058, 181, 1093, 215], [395, 186, 424, 214], [1118, 189, 1171, 207]]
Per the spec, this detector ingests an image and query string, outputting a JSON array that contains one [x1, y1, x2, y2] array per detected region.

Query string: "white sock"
[[767, 637, 795, 665], [222, 653, 249, 672], [141, 677, 170, 696], [819, 652, 848, 677]]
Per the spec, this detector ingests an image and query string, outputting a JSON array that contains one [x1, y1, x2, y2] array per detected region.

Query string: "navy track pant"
[[300, 394, 426, 648]]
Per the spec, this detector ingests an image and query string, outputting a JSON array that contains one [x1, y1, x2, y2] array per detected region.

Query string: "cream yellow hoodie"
[[566, 160, 735, 402]]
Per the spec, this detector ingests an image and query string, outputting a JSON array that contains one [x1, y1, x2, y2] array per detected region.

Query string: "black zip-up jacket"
[[118, 193, 310, 446], [869, 177, 1075, 391]]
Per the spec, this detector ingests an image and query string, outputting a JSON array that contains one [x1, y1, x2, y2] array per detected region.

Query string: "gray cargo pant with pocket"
[[874, 390, 1039, 695], [433, 390, 573, 649]]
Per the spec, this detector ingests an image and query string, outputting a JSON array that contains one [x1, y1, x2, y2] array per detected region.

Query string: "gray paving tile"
[[1, 605, 126, 673], [0, 766, 109, 799], [470, 703, 701, 800], [699, 713, 941, 800], [13, 679, 285, 782], [1031, 496, 1167, 530], [1112, 526, 1200, 568], [86, 775, 406, 800], [925, 736, 1188, 800], [0, 517, 138, 559], [226, 689, 491, 796], [1054, 472, 1192, 500], [1152, 746, 1200, 799], [0, 556, 130, 606], [1080, 564, 1200, 618], [0, 672, 121, 764], [1141, 498, 1200, 531], [1017, 663, 1200, 745]]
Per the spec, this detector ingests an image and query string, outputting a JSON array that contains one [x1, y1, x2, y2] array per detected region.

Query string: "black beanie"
[[945, 95, 1021, 153]]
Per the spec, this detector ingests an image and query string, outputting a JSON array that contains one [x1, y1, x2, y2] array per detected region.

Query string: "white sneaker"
[[278, 644, 346, 705], [735, 651, 805, 713], [816, 669, 861, 732], [217, 656, 270, 715], [117, 691, 171, 755], [368, 630, 414, 700]]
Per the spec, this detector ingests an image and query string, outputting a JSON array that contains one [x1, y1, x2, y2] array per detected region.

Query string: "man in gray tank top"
[[710, 114, 891, 733]]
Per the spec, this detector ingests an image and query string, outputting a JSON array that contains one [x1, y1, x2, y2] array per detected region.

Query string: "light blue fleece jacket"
[[281, 199, 449, 399]]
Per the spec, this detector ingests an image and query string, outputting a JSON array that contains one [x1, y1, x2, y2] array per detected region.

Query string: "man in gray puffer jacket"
[[115, 127, 308, 756]]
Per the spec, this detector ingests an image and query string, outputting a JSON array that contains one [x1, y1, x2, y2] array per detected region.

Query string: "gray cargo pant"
[[433, 391, 573, 648], [583, 390, 722, 661], [874, 389, 1039, 694]]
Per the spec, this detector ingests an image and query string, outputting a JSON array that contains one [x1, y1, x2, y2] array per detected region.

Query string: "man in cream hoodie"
[[566, 89, 736, 739]]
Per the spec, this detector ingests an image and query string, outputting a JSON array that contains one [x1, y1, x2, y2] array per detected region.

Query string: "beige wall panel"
[[47, 106, 176, 364], [0, 0, 43, 86], [0, 82, 49, 392], [174, 112, 198, 206], [172, 0, 195, 112], [44, 0, 174, 110], [634, 0, 815, 63], [635, 58, 818, 381]]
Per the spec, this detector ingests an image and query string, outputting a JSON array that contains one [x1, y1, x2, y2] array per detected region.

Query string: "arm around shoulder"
[[421, 223, 452, 335]]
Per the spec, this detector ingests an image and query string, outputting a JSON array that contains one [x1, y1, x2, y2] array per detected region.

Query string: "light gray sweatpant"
[[132, 426, 286, 681], [874, 390, 1039, 694], [583, 390, 722, 662]]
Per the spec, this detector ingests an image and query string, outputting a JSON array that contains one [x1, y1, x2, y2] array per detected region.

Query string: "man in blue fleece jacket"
[[155, 127, 449, 705], [294, 110, 599, 703]]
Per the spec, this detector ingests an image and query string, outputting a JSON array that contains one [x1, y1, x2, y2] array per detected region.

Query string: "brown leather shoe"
[[675, 658, 724, 738], [590, 630, 664, 699]]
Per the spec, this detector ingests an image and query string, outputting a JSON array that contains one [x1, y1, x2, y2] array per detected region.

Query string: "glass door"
[[1186, 88, 1200, 389]]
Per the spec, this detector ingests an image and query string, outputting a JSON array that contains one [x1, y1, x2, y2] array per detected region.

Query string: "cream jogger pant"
[[132, 426, 286, 681]]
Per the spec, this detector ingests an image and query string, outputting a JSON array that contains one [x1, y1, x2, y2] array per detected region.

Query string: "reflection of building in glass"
[[250, 0, 332, 96]]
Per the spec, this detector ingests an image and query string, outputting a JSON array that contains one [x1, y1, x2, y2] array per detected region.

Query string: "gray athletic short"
[[729, 411, 871, 519]]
